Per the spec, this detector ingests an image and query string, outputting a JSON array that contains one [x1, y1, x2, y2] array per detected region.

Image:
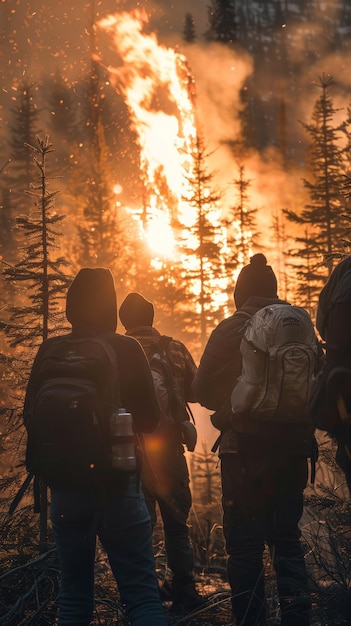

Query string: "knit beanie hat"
[[234, 253, 278, 309], [66, 267, 117, 332], [119, 292, 155, 331]]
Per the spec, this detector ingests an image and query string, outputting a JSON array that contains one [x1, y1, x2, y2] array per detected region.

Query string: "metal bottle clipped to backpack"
[[231, 303, 318, 441], [110, 407, 136, 471]]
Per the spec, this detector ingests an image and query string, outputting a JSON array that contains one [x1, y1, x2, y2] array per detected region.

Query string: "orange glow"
[[113, 183, 123, 195], [145, 214, 176, 259], [98, 10, 236, 315], [98, 10, 198, 259]]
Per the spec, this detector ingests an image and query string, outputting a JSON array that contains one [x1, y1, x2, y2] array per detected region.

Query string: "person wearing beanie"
[[23, 269, 167, 626], [193, 254, 311, 626], [119, 291, 155, 330], [119, 292, 204, 615], [234, 253, 278, 309]]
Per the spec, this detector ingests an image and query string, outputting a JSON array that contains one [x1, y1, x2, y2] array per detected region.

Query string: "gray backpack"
[[231, 303, 318, 438]]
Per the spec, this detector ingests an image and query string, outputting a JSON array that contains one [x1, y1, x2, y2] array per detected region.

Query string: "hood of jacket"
[[119, 293, 154, 330], [66, 267, 117, 333], [316, 256, 351, 340]]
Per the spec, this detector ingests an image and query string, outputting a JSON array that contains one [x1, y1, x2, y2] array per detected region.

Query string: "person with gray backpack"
[[193, 253, 319, 626]]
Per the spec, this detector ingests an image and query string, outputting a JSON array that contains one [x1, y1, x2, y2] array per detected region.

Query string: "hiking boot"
[[170, 582, 205, 614]]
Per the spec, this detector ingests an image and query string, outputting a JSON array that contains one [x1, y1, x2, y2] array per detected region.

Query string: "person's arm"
[[326, 301, 351, 370], [192, 316, 245, 411], [324, 301, 351, 441], [181, 345, 198, 403], [115, 335, 160, 433]]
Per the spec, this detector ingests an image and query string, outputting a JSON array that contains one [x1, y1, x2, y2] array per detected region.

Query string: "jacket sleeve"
[[181, 344, 198, 403], [167, 339, 198, 404], [325, 302, 351, 371], [116, 335, 160, 433], [192, 316, 245, 411]]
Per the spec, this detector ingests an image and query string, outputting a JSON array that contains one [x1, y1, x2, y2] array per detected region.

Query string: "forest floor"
[[1, 438, 351, 625], [74, 494, 351, 626], [0, 515, 351, 626]]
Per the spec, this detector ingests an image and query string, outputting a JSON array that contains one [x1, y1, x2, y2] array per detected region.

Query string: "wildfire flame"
[[98, 10, 198, 259]]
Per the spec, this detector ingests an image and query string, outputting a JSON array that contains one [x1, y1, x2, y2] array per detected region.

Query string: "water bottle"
[[110, 408, 136, 471]]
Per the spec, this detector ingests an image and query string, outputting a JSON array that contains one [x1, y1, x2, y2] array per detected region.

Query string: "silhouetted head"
[[66, 267, 117, 332], [119, 292, 154, 331], [316, 255, 351, 340], [234, 253, 278, 309]]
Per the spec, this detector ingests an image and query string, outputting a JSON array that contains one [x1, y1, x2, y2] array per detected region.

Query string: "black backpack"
[[149, 336, 197, 452], [25, 333, 122, 487]]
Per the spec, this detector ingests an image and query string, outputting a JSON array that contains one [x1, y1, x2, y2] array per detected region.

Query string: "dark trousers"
[[141, 442, 194, 586], [50, 476, 167, 626], [221, 452, 311, 626]]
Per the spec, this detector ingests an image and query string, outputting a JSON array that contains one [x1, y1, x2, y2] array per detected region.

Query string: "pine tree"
[[0, 157, 14, 265], [273, 0, 286, 28], [226, 164, 259, 266], [69, 11, 129, 275], [205, 0, 237, 44], [8, 82, 39, 212], [285, 75, 348, 289], [146, 259, 199, 350], [73, 118, 122, 271], [235, 5, 247, 45], [2, 135, 71, 348], [288, 229, 322, 316], [183, 13, 197, 43], [119, 181, 200, 351], [54, 55, 134, 275], [1, 135, 71, 552], [181, 133, 224, 351], [46, 68, 79, 157], [270, 209, 292, 302], [343, 97, 351, 179], [237, 86, 257, 154], [340, 173, 351, 252], [222, 164, 260, 310]]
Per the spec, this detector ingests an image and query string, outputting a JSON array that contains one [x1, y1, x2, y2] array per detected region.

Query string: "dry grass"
[[1, 437, 351, 625]]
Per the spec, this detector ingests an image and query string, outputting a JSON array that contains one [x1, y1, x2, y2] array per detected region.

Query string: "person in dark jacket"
[[24, 268, 167, 626], [192, 254, 311, 626], [316, 255, 351, 495], [119, 292, 203, 614]]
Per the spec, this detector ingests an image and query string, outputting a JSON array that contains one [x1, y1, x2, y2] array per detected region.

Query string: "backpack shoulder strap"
[[97, 332, 122, 408], [235, 309, 252, 331], [149, 336, 173, 381], [157, 335, 173, 354]]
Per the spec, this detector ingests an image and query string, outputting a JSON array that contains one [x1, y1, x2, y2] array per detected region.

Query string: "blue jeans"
[[50, 476, 167, 626]]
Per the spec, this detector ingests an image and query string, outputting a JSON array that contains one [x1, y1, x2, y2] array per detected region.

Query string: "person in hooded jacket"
[[192, 254, 311, 626], [23, 268, 167, 626], [315, 255, 351, 495], [118, 292, 204, 614]]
